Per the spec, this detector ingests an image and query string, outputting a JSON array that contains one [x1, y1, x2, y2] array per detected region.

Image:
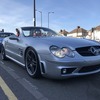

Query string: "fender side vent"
[[41, 62, 45, 73]]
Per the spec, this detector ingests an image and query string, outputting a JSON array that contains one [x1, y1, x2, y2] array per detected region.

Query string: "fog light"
[[61, 68, 67, 74]]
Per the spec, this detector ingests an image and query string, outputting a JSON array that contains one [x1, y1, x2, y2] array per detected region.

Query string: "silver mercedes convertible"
[[1, 27, 100, 79]]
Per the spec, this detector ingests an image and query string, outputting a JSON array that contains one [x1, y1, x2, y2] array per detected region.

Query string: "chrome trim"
[[89, 46, 100, 56], [6, 55, 25, 66]]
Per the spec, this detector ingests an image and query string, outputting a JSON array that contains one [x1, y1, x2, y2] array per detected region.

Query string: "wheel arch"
[[24, 46, 41, 68], [24, 46, 38, 60], [24, 46, 42, 77]]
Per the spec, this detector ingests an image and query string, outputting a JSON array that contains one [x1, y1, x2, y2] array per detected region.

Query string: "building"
[[67, 26, 88, 38], [59, 29, 69, 36], [91, 25, 100, 41], [86, 30, 92, 39], [0, 29, 4, 32]]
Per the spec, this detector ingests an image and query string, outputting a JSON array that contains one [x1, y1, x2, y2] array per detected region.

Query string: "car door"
[[5, 35, 24, 63]]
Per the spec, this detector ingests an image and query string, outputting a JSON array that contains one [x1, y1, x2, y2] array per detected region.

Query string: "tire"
[[25, 48, 41, 78], [1, 46, 7, 60]]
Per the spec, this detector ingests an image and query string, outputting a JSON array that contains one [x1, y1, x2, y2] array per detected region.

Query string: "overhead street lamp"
[[48, 12, 54, 28], [36, 10, 42, 27]]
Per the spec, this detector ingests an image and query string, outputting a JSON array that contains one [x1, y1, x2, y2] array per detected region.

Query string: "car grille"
[[79, 64, 100, 73], [76, 46, 100, 56]]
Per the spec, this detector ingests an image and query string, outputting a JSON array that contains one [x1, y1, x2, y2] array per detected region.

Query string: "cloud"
[[0, 0, 33, 32]]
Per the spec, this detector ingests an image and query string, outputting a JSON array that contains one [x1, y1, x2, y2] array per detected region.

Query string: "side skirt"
[[6, 55, 25, 67]]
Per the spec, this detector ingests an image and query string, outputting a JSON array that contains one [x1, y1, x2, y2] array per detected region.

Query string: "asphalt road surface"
[[0, 55, 100, 100]]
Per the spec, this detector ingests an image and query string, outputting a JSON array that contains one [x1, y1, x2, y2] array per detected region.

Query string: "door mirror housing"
[[9, 35, 19, 41]]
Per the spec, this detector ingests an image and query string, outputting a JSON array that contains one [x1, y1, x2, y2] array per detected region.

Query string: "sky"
[[0, 0, 100, 33]]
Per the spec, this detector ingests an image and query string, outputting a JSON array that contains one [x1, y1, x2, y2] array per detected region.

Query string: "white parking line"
[[0, 76, 18, 100]]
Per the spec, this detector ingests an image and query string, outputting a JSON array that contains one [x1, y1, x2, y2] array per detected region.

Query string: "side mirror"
[[9, 35, 19, 41]]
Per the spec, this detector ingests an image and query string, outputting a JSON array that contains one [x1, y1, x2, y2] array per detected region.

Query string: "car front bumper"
[[39, 54, 100, 79]]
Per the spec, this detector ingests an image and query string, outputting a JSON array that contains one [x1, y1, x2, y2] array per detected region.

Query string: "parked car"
[[1, 27, 100, 79], [0, 32, 14, 52]]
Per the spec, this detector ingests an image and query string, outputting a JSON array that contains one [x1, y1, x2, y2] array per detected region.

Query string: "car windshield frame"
[[22, 27, 59, 37]]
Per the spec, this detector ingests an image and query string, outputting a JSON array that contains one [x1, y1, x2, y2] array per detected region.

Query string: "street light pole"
[[48, 12, 54, 28], [36, 10, 42, 27], [33, 0, 36, 27]]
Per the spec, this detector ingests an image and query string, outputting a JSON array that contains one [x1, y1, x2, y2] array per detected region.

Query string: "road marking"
[[0, 61, 48, 100], [18, 78, 48, 100], [0, 61, 4, 65], [0, 76, 18, 100], [23, 78, 38, 89]]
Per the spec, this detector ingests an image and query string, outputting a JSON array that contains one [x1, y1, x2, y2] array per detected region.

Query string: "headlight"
[[50, 46, 75, 58]]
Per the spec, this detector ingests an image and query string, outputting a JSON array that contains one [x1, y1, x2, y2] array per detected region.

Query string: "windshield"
[[22, 27, 59, 37]]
